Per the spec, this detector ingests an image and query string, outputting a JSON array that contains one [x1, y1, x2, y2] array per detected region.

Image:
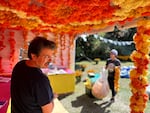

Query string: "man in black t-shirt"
[[106, 49, 121, 102], [11, 37, 56, 113]]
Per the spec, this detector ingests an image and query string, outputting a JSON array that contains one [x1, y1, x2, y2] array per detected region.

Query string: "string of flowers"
[[0, 57, 3, 73], [22, 30, 28, 50], [0, 1, 141, 32], [0, 29, 5, 51], [1, 1, 150, 34], [130, 18, 150, 113], [114, 66, 120, 92], [111, 0, 150, 20], [68, 35, 75, 69], [0, 29, 5, 73], [8, 32, 16, 69], [2, 0, 150, 25]]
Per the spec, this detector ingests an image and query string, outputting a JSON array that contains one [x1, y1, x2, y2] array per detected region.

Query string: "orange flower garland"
[[0, 28, 5, 73], [22, 30, 28, 50], [0, 0, 116, 24], [0, 57, 3, 73], [8, 31, 16, 69], [0, 29, 5, 51], [1, 0, 150, 34], [0, 10, 40, 30], [114, 66, 120, 92], [0, 0, 115, 34], [130, 19, 150, 113]]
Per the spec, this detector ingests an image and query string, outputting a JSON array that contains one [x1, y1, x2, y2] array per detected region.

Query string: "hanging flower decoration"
[[8, 31, 16, 69], [0, 28, 5, 74], [0, 57, 3, 73], [114, 66, 120, 92], [130, 19, 150, 113], [22, 30, 28, 50], [0, 10, 41, 30], [0, 0, 150, 34], [0, 29, 5, 51]]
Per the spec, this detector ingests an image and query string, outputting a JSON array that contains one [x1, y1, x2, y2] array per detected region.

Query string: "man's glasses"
[[39, 55, 55, 60]]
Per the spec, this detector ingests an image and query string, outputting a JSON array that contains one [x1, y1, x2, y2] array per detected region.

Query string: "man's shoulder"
[[34, 72, 49, 83], [15, 60, 26, 67]]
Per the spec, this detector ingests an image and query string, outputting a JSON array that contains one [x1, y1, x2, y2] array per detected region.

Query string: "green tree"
[[75, 27, 136, 61], [104, 27, 136, 56]]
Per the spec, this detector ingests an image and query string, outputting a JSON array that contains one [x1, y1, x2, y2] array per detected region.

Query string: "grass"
[[59, 60, 150, 113]]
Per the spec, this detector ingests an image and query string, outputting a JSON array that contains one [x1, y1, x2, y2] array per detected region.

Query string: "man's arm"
[[41, 101, 54, 113], [41, 93, 58, 113]]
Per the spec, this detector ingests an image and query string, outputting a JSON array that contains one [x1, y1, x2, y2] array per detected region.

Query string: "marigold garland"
[[0, 57, 3, 73], [0, 0, 150, 34], [0, 29, 5, 51], [22, 30, 28, 50], [0, 29, 5, 74], [8, 32, 16, 69], [114, 66, 120, 92], [130, 19, 150, 113]]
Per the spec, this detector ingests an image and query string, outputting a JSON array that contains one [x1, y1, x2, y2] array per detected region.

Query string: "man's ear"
[[31, 53, 37, 60]]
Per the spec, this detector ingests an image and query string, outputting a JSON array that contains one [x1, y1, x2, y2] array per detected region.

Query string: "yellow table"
[[48, 73, 75, 94], [7, 98, 69, 113]]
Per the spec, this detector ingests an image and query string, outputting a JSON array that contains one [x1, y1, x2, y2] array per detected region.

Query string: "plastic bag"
[[92, 68, 110, 99]]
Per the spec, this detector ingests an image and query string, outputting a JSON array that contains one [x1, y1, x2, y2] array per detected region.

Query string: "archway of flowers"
[[0, 0, 150, 113]]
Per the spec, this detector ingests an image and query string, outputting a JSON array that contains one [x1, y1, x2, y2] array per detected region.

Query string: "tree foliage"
[[75, 27, 136, 61]]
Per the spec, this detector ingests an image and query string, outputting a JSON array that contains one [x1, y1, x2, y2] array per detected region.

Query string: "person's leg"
[[108, 76, 115, 102], [110, 82, 116, 102]]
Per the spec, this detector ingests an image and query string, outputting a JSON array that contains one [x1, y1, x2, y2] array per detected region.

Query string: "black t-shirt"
[[11, 60, 54, 113], [106, 58, 121, 77]]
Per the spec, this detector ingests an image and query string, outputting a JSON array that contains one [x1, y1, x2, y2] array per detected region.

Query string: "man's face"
[[110, 53, 116, 59], [33, 48, 54, 68]]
